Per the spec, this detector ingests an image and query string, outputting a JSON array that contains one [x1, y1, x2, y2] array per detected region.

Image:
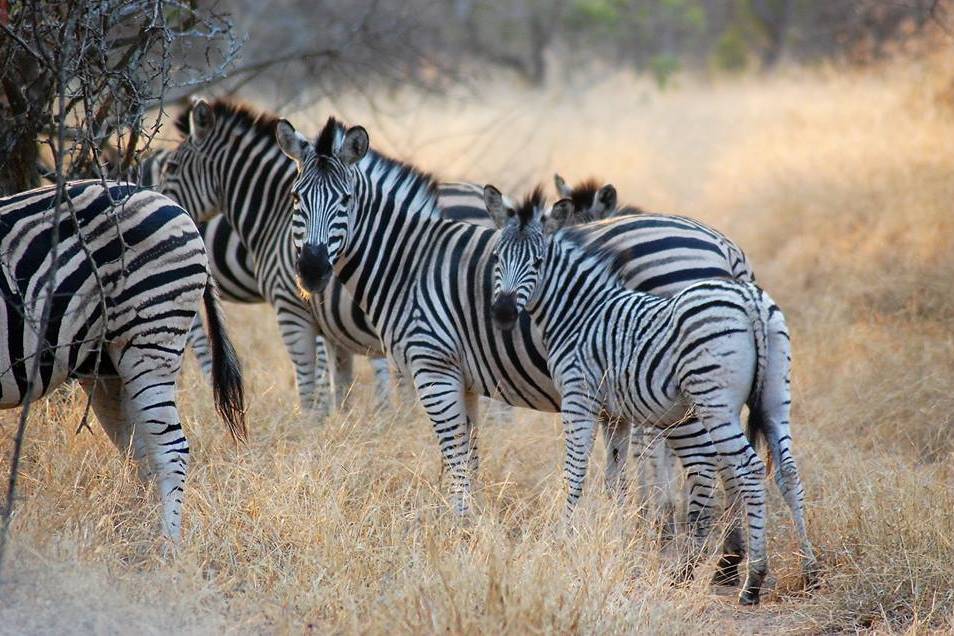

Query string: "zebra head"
[[485, 185, 558, 331], [161, 98, 224, 223], [553, 173, 618, 225], [276, 117, 368, 296]]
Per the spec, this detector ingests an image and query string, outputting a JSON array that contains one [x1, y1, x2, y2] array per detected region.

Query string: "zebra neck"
[[334, 160, 451, 335], [218, 135, 298, 254], [528, 236, 628, 349]]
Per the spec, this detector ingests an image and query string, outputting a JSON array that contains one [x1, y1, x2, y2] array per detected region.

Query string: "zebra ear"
[[594, 184, 617, 216], [276, 119, 312, 166], [338, 126, 369, 165], [554, 173, 572, 198], [545, 198, 573, 233], [484, 184, 511, 228], [190, 99, 215, 142]]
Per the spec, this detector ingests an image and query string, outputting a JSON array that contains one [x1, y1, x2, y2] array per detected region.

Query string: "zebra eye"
[[341, 194, 352, 207], [533, 256, 543, 268], [290, 192, 301, 205]]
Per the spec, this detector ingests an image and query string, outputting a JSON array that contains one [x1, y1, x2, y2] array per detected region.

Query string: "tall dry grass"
[[4, 56, 954, 633]]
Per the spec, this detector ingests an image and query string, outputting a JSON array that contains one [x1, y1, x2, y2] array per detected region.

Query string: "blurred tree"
[[0, 1, 239, 194]]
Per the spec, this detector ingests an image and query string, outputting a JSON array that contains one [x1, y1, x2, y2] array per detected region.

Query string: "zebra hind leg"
[[369, 356, 393, 411], [665, 418, 718, 583], [330, 345, 355, 412], [113, 344, 190, 543]]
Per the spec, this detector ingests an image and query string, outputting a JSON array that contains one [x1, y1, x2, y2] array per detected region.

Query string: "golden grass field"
[[3, 54, 954, 633]]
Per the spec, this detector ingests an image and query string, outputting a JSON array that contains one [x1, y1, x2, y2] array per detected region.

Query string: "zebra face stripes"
[[484, 185, 547, 331], [276, 118, 366, 296]]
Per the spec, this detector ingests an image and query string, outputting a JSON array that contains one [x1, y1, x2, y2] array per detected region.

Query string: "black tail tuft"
[[203, 281, 247, 443], [745, 398, 772, 478]]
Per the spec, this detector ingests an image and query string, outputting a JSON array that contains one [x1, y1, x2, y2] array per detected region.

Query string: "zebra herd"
[[0, 97, 816, 605]]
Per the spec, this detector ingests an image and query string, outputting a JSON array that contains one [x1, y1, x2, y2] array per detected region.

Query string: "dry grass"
[[4, 54, 954, 633]]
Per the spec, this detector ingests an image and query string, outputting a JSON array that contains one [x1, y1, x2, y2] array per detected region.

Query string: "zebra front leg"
[[560, 392, 600, 521], [275, 306, 320, 414], [414, 369, 479, 516], [313, 336, 332, 416], [187, 314, 213, 378], [112, 346, 190, 543]]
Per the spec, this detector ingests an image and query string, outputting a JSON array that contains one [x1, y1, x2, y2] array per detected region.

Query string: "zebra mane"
[[315, 117, 344, 156], [174, 99, 281, 140], [567, 178, 601, 212], [516, 186, 546, 228]]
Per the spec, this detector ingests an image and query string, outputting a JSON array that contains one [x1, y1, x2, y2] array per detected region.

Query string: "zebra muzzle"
[[491, 294, 519, 331], [297, 242, 332, 293]]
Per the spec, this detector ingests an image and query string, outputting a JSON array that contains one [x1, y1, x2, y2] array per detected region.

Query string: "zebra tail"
[[203, 278, 248, 443], [740, 282, 772, 477]]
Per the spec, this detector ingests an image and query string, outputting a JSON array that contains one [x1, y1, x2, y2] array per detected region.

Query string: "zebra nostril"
[[297, 243, 332, 292], [491, 294, 519, 330]]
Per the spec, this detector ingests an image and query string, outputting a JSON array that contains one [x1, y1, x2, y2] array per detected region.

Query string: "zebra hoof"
[[711, 559, 741, 587], [738, 587, 761, 606], [802, 562, 821, 592]]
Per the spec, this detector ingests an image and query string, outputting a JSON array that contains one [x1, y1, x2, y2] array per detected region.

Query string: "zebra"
[[0, 180, 246, 541], [274, 115, 760, 572], [160, 98, 498, 415], [553, 173, 645, 223], [483, 187, 817, 604], [133, 148, 339, 408]]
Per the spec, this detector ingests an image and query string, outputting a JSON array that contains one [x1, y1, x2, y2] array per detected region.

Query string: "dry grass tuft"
[[4, 54, 954, 633]]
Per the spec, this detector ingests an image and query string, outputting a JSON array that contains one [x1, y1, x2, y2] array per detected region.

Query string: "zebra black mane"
[[515, 186, 546, 228], [568, 178, 601, 212], [315, 117, 342, 156], [174, 99, 281, 140]]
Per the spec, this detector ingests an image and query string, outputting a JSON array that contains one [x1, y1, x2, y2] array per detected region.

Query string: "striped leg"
[[111, 344, 190, 542], [561, 388, 600, 519], [275, 304, 319, 413], [700, 409, 768, 605], [664, 418, 719, 578], [313, 336, 332, 415], [414, 369, 479, 516], [187, 314, 214, 378]]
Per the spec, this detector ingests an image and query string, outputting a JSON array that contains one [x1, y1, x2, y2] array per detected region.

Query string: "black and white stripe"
[[0, 180, 246, 541], [160, 100, 492, 413], [485, 190, 816, 605], [275, 116, 758, 520]]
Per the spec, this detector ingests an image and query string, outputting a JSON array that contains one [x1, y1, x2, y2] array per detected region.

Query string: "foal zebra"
[[275, 116, 757, 535], [485, 188, 816, 604], [0, 180, 246, 541], [161, 99, 493, 413]]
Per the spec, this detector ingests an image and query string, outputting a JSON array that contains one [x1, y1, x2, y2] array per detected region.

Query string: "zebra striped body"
[[275, 118, 758, 518], [0, 181, 245, 540], [160, 100, 493, 413], [486, 191, 816, 604]]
